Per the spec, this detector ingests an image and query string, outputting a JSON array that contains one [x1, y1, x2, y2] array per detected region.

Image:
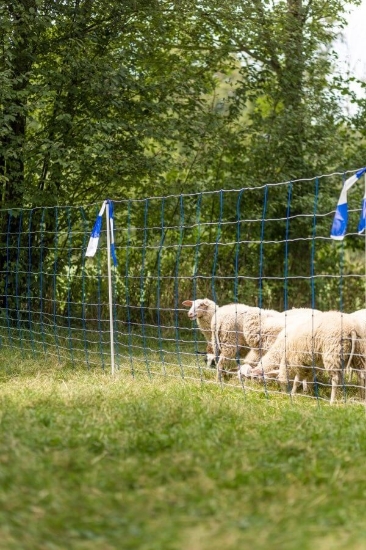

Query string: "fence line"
[[0, 169, 366, 403]]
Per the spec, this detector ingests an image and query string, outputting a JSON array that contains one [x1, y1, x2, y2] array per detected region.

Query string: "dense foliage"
[[1, 0, 366, 320]]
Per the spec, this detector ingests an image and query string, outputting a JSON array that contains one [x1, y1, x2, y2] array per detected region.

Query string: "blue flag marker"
[[86, 200, 118, 265], [108, 200, 118, 266], [357, 183, 366, 235], [330, 167, 366, 240]]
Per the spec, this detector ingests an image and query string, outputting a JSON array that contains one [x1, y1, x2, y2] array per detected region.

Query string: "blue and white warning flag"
[[330, 167, 366, 240], [85, 200, 118, 265], [108, 200, 118, 266], [357, 180, 366, 236]]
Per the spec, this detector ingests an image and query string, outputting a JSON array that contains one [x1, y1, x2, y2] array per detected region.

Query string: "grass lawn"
[[1, 351, 366, 550]]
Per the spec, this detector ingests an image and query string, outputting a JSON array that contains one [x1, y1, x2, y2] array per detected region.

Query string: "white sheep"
[[282, 307, 321, 315], [238, 307, 283, 368], [348, 308, 366, 395], [182, 298, 218, 367], [250, 311, 365, 403], [239, 307, 321, 377], [211, 303, 286, 381], [212, 304, 315, 381], [210, 302, 253, 380], [349, 308, 366, 333], [183, 299, 270, 379]]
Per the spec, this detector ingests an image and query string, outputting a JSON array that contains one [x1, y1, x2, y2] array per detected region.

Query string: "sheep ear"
[[203, 298, 211, 306], [182, 300, 193, 307]]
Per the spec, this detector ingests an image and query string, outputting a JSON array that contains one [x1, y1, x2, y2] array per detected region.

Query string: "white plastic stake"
[[105, 201, 115, 376], [364, 173, 366, 311]]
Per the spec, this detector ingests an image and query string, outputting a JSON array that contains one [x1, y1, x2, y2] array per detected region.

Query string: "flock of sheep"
[[182, 299, 366, 403]]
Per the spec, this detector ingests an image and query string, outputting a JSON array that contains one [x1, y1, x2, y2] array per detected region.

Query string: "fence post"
[[105, 201, 115, 376]]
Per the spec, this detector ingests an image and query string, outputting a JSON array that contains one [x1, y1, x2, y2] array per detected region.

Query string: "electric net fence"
[[1, 169, 366, 402]]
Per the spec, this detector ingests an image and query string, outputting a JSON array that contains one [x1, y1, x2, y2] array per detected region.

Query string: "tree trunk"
[[0, 1, 37, 312]]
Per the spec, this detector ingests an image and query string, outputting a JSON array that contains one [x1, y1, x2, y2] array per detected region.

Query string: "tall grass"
[[1, 349, 366, 549]]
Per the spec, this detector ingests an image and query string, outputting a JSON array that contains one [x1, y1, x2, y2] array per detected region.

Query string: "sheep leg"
[[216, 355, 224, 382], [216, 367, 221, 383], [217, 344, 240, 380], [359, 373, 366, 401], [216, 355, 231, 382], [278, 355, 289, 393], [353, 370, 362, 398], [215, 354, 224, 382], [302, 378, 308, 394], [216, 358, 223, 382], [330, 372, 339, 404], [238, 364, 252, 380], [355, 371, 366, 400], [291, 374, 300, 396], [206, 353, 216, 369]]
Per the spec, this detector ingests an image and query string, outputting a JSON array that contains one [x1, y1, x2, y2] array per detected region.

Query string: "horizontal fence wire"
[[0, 170, 366, 403]]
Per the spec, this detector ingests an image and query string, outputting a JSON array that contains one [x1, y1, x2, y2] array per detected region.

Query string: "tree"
[[0, 0, 363, 317]]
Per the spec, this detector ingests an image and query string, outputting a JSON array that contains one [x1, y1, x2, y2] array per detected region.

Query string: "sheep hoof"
[[238, 364, 252, 379]]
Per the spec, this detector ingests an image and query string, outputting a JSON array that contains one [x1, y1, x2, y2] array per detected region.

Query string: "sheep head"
[[182, 298, 216, 321]]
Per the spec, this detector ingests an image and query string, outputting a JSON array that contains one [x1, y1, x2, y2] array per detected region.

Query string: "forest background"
[[1, 0, 366, 323]]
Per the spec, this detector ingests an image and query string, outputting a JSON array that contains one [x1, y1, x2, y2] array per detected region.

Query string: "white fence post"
[[105, 201, 115, 376]]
